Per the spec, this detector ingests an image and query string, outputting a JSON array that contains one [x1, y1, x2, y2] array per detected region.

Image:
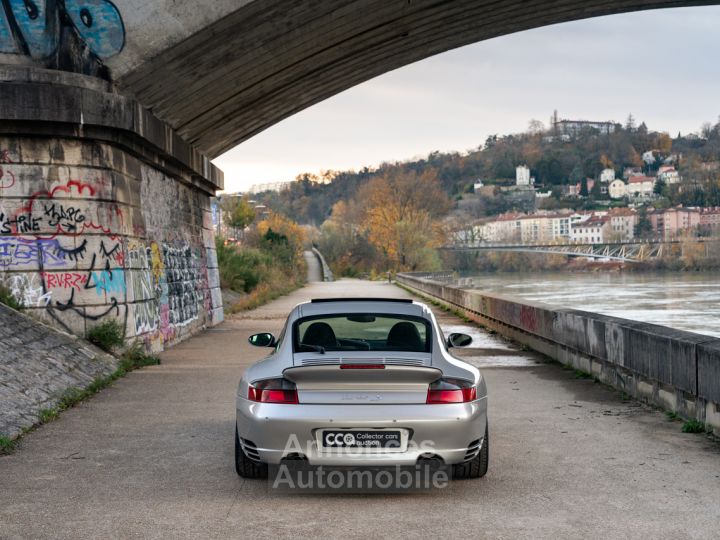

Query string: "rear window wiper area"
[[297, 344, 326, 354]]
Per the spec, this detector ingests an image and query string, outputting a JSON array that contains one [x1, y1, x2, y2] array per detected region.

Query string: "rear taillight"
[[426, 378, 477, 404], [248, 378, 298, 404]]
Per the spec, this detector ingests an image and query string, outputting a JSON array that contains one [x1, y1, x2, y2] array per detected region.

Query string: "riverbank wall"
[[397, 272, 720, 435]]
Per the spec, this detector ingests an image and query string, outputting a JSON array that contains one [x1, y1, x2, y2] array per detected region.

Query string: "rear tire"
[[453, 423, 489, 480], [235, 425, 268, 479]]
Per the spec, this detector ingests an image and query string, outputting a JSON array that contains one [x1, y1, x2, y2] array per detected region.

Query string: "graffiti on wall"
[[1, 180, 124, 239], [126, 242, 158, 335], [163, 244, 204, 327], [0, 0, 125, 60], [0, 237, 78, 268], [125, 240, 208, 346], [0, 145, 217, 349], [1, 272, 51, 307]]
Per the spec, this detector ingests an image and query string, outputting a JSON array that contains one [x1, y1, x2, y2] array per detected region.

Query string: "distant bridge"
[[442, 239, 719, 263]]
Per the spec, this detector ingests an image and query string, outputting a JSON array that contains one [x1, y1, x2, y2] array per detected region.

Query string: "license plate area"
[[318, 429, 408, 452]]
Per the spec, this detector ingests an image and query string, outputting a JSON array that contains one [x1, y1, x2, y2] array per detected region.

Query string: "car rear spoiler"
[[283, 365, 442, 386]]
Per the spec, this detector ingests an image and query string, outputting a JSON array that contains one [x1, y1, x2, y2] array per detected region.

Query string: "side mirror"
[[447, 333, 472, 348], [248, 333, 276, 347]]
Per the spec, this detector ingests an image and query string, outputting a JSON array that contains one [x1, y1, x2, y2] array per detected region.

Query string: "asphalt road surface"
[[1, 280, 719, 539]]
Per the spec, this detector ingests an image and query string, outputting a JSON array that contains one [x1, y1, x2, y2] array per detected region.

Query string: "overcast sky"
[[213, 6, 720, 193]]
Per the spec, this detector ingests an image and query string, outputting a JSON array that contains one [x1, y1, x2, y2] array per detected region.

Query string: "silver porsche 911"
[[235, 298, 488, 479]]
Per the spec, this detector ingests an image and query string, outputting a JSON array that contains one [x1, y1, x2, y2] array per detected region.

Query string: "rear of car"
[[235, 299, 488, 479]]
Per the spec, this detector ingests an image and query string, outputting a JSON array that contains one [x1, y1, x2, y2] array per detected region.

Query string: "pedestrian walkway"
[[1, 279, 719, 539], [303, 250, 323, 282]]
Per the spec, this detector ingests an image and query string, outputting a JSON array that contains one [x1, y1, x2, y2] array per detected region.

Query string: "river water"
[[465, 272, 720, 338]]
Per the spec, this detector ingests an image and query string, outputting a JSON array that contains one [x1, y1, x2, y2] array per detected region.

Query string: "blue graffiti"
[[7, 0, 57, 57], [0, 237, 76, 269], [92, 268, 125, 295], [0, 6, 13, 52], [0, 0, 124, 59]]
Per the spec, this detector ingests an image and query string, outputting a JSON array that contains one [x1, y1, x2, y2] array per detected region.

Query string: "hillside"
[[255, 115, 720, 226]]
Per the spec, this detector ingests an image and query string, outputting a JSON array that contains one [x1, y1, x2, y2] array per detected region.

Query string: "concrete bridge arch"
[[1, 0, 716, 156]]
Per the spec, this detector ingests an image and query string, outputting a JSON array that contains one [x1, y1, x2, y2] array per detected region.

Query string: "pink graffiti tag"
[[41, 272, 89, 290]]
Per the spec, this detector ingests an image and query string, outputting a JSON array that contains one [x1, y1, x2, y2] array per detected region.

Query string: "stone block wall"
[[0, 303, 119, 439], [0, 135, 222, 351]]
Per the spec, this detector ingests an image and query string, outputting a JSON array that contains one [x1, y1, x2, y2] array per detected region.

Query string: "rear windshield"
[[294, 314, 431, 353]]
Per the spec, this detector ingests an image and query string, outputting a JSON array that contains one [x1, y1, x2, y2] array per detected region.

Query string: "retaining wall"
[[397, 272, 720, 434], [311, 247, 334, 282], [0, 134, 222, 352], [0, 70, 223, 353], [0, 303, 119, 439]]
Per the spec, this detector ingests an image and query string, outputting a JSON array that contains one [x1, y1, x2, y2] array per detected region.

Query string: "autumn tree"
[[222, 196, 256, 239], [655, 132, 673, 154], [357, 169, 451, 271]]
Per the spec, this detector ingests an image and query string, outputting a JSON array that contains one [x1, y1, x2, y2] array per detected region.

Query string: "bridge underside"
[[115, 0, 717, 157]]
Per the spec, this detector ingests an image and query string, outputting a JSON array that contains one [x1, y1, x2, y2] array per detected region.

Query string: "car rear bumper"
[[235, 397, 487, 466]]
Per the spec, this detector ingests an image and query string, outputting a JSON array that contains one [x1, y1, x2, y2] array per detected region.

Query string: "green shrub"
[[121, 341, 161, 369], [0, 284, 22, 310], [59, 387, 87, 410], [38, 408, 59, 424], [87, 320, 125, 352], [682, 419, 706, 434], [0, 436, 16, 455], [216, 238, 271, 293]]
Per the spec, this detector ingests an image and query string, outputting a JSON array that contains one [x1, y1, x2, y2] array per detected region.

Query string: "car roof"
[[296, 298, 429, 318]]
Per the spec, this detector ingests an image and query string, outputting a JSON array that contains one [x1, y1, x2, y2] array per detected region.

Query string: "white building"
[[600, 168, 616, 183], [246, 181, 293, 194], [519, 216, 543, 243], [608, 179, 627, 199], [473, 180, 484, 192], [627, 176, 656, 198], [549, 214, 572, 241], [553, 119, 617, 136], [523, 214, 572, 243], [474, 211, 602, 244], [478, 213, 524, 243], [608, 209, 637, 242], [657, 167, 680, 185], [516, 165, 532, 186], [570, 216, 611, 244], [642, 151, 656, 165]]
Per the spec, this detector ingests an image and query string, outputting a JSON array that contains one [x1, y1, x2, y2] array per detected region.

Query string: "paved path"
[[303, 250, 322, 282], [1, 280, 719, 539]]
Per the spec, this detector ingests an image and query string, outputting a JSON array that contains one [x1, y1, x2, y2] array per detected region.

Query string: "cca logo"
[[325, 433, 356, 446]]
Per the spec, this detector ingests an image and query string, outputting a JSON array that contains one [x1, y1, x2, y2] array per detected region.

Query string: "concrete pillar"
[[0, 67, 224, 352]]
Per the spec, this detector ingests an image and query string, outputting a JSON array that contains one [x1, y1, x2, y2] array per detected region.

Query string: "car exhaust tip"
[[416, 453, 445, 465], [282, 453, 309, 461]]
